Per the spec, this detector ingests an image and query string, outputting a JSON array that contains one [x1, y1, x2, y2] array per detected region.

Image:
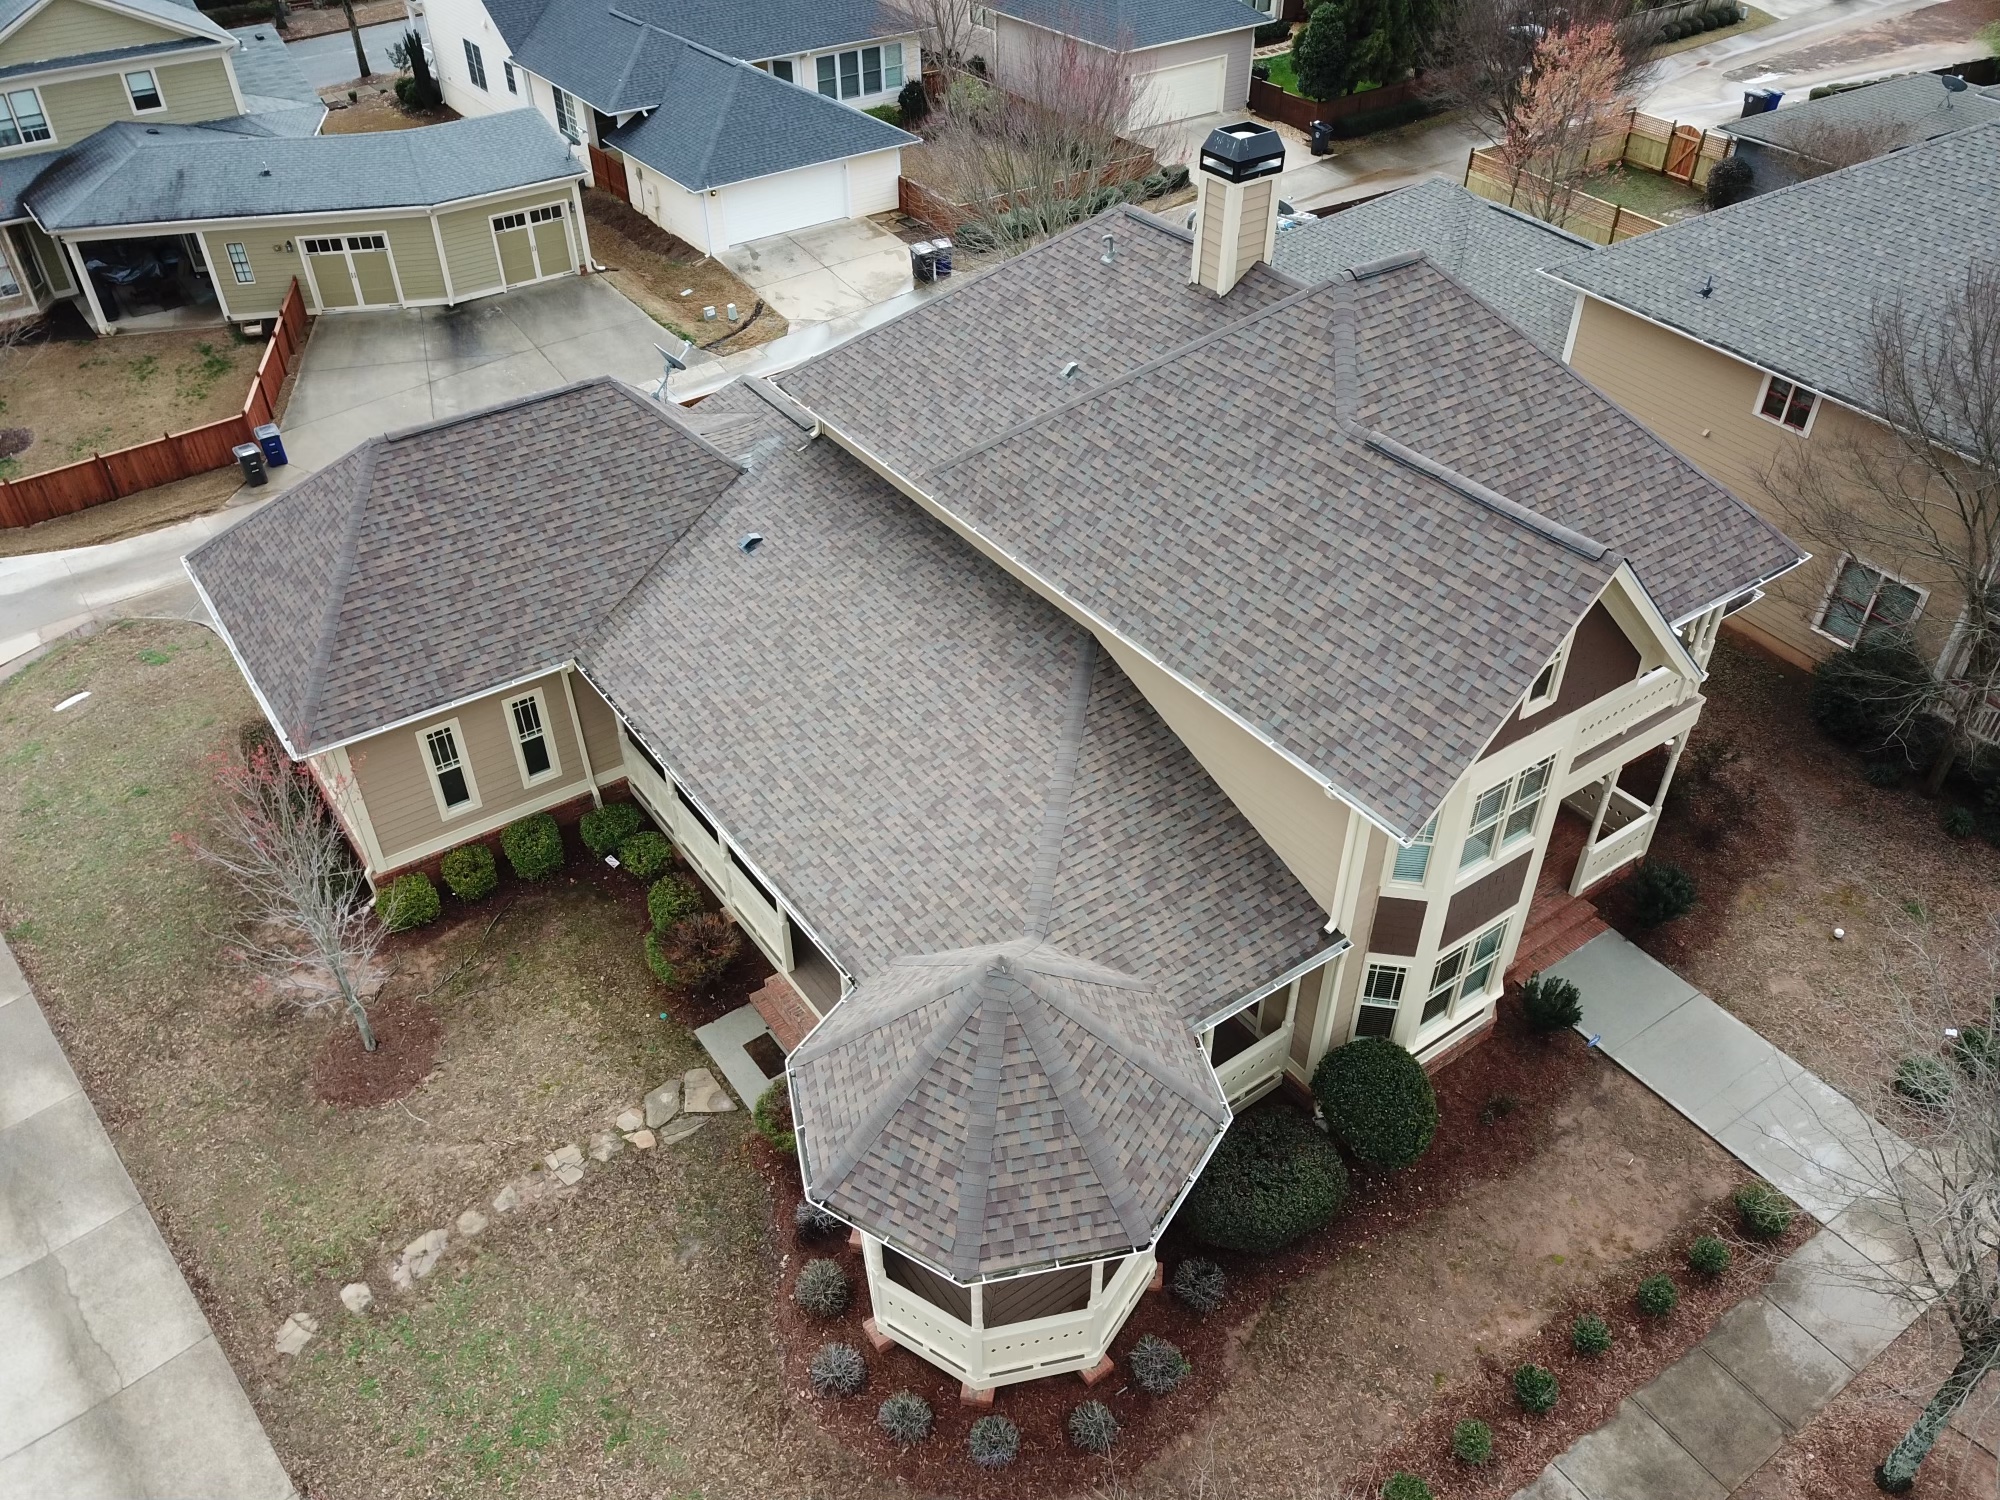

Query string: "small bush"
[[896, 77, 929, 126], [1952, 1021, 1998, 1078], [1068, 1399, 1119, 1453], [1451, 1418, 1493, 1465], [793, 1258, 849, 1318], [1382, 1474, 1434, 1500], [617, 830, 675, 882], [754, 1077, 796, 1154], [579, 800, 642, 857], [500, 812, 564, 881], [1179, 1107, 1348, 1252], [1809, 640, 1936, 754], [809, 1342, 866, 1397], [1895, 1053, 1955, 1108], [1253, 17, 1293, 43], [645, 911, 742, 990], [1863, 757, 1907, 788], [1734, 1181, 1796, 1240], [1628, 860, 1697, 928], [1637, 1273, 1680, 1317], [439, 841, 497, 901], [794, 1199, 843, 1241], [968, 1414, 1020, 1468], [646, 872, 705, 930], [877, 1390, 932, 1444], [1521, 972, 1583, 1033], [1688, 1234, 1732, 1278], [374, 871, 440, 931], [1514, 1363, 1560, 1415], [1944, 805, 1978, 838], [863, 102, 902, 125], [1313, 1037, 1439, 1170], [1572, 1313, 1613, 1356], [1130, 1334, 1191, 1395], [1171, 1257, 1227, 1316]]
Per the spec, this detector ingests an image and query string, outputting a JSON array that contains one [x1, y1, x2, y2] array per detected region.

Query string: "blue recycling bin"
[[253, 421, 287, 468], [931, 238, 953, 278]]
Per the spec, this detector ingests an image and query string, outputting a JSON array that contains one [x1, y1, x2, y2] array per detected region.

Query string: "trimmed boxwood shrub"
[[1521, 972, 1583, 1033], [647, 872, 704, 930], [1067, 1399, 1119, 1453], [439, 841, 497, 901], [1451, 1418, 1493, 1465], [501, 812, 564, 881], [968, 1414, 1020, 1468], [809, 1342, 866, 1397], [1572, 1313, 1613, 1356], [1734, 1181, 1796, 1239], [1129, 1334, 1191, 1395], [793, 1258, 849, 1318], [374, 871, 440, 931], [1628, 860, 1697, 928], [794, 1199, 842, 1241], [617, 830, 675, 882], [1382, 1475, 1434, 1500], [1313, 1037, 1439, 1170], [579, 800, 642, 857], [754, 1077, 796, 1154], [1688, 1234, 1732, 1278], [1171, 1257, 1227, 1315], [1514, 1363, 1559, 1415], [1179, 1107, 1348, 1252], [878, 1390, 933, 1444], [1637, 1273, 1680, 1317]]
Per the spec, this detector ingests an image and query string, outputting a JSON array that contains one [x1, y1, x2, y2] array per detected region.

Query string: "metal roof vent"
[[1060, 360, 1080, 381], [1700, 274, 1714, 298], [737, 532, 764, 553], [1101, 232, 1115, 264]]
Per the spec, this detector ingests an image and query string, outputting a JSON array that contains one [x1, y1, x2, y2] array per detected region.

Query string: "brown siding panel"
[[1483, 601, 1642, 757], [983, 1264, 1093, 1326], [885, 1247, 972, 1321], [1441, 853, 1532, 946], [1368, 895, 1426, 956]]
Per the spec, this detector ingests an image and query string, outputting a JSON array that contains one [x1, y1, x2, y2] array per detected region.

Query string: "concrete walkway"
[[0, 941, 294, 1499], [717, 218, 913, 324]]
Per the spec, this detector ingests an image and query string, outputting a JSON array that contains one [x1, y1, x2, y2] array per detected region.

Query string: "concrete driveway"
[[274, 276, 679, 476], [717, 218, 913, 324]]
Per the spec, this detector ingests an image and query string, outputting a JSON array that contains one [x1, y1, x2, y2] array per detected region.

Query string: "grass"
[[1648, 4, 1777, 57], [1258, 52, 1385, 100], [1579, 161, 1708, 221]]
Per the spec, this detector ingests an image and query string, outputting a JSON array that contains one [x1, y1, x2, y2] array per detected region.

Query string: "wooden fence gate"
[[1664, 124, 1702, 182], [587, 144, 631, 204]]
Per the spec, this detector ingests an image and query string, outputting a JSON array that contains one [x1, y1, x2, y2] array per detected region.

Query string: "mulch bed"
[[310, 993, 442, 1106]]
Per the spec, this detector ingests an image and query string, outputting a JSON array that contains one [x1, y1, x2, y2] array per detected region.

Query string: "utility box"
[[1310, 119, 1333, 156], [233, 442, 267, 486], [253, 421, 287, 468]]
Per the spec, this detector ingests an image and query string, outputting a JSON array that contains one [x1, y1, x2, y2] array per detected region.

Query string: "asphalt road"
[[282, 18, 413, 90]]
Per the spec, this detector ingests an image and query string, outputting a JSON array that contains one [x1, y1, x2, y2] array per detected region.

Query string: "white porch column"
[[1649, 731, 1690, 818], [63, 238, 109, 334]]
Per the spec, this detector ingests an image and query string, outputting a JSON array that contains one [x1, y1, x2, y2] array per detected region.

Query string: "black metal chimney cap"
[[1198, 122, 1285, 183]]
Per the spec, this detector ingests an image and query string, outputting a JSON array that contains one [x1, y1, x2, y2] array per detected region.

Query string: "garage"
[[303, 233, 400, 309], [719, 163, 848, 249], [1131, 53, 1228, 125], [491, 202, 576, 287]]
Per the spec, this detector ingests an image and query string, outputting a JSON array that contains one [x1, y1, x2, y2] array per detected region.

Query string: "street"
[[281, 17, 412, 90]]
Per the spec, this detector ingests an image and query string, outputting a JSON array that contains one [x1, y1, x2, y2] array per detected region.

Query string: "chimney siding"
[[1190, 173, 1278, 296]]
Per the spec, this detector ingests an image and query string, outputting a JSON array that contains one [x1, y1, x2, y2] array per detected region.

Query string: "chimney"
[[1188, 122, 1285, 296]]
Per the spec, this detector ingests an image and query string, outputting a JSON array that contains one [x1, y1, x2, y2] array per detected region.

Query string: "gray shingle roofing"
[[24, 108, 579, 229], [990, 0, 1265, 50], [790, 942, 1230, 1279], [781, 208, 1801, 838], [0, 146, 58, 221], [228, 23, 329, 116], [186, 380, 743, 757], [1553, 119, 2000, 442], [0, 0, 232, 42], [0, 34, 207, 82], [1721, 72, 2000, 152], [1273, 177, 1596, 355], [601, 36, 912, 189]]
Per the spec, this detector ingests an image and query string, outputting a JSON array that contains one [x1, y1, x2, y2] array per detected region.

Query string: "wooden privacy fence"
[[587, 143, 632, 204], [0, 279, 310, 530], [1463, 149, 1666, 244], [1245, 73, 1427, 134]]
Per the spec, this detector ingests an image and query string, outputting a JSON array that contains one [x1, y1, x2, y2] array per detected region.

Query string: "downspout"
[[560, 667, 601, 807]]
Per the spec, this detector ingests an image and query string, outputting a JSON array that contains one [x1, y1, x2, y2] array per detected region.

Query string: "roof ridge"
[[948, 984, 1008, 1274], [293, 441, 379, 748], [1022, 635, 1096, 940], [1029, 969, 1226, 1116], [1364, 430, 1610, 560]]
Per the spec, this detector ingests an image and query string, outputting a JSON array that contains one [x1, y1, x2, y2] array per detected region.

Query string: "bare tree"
[[1490, 21, 1632, 225], [339, 0, 371, 80], [1425, 0, 1653, 149], [1773, 262, 2000, 792], [884, 0, 980, 80], [1785, 116, 1913, 178], [183, 742, 384, 1050]]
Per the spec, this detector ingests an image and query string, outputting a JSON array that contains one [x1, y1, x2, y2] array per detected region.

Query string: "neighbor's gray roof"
[[0, 34, 209, 82], [1721, 71, 2000, 153], [782, 208, 1802, 838], [229, 23, 329, 118], [989, 0, 1264, 49], [23, 109, 578, 229], [186, 380, 743, 756], [0, 0, 232, 43], [790, 942, 1230, 1279], [1273, 177, 1595, 355], [0, 146, 57, 221], [1553, 118, 2000, 443], [602, 36, 911, 189]]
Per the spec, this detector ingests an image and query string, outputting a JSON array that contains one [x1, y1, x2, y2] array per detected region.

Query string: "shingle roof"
[[1273, 177, 1596, 355], [24, 109, 578, 229], [186, 380, 743, 756], [1721, 71, 2000, 152], [989, 0, 1264, 49], [781, 209, 1801, 838], [1553, 119, 2000, 443], [0, 146, 58, 221], [789, 942, 1229, 1279], [0, 0, 233, 43], [601, 35, 912, 189], [228, 23, 329, 118]]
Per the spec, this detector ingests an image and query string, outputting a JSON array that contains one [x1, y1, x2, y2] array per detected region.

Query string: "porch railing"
[[1573, 666, 1683, 757], [1571, 788, 1655, 894], [1212, 1023, 1292, 1108]]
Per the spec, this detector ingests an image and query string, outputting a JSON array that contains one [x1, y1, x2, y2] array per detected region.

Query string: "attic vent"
[[144, 126, 160, 134], [259, 168, 272, 176], [1060, 360, 1081, 381], [737, 532, 764, 554]]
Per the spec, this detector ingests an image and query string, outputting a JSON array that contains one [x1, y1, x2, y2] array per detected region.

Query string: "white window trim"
[[503, 688, 563, 788], [812, 41, 905, 101], [418, 718, 481, 820], [122, 68, 165, 113], [1457, 757, 1553, 876], [1753, 371, 1821, 437], [1350, 958, 1408, 1041], [1419, 918, 1509, 1036], [0, 86, 53, 152], [1522, 633, 1571, 714], [1386, 815, 1436, 889], [1810, 553, 1929, 651], [550, 85, 581, 143], [224, 241, 253, 284], [503, 59, 518, 94]]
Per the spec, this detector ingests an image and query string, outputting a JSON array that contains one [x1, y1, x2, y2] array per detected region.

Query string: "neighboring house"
[[1552, 119, 1998, 675], [0, 0, 588, 330], [978, 0, 1267, 126], [420, 0, 916, 252], [1720, 72, 2000, 196], [1272, 177, 1596, 357], [188, 126, 1800, 1395]]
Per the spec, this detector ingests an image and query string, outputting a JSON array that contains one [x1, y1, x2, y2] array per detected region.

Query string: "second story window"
[[1757, 374, 1817, 433], [463, 39, 489, 90], [1817, 556, 1924, 649], [0, 88, 51, 148], [504, 60, 517, 94], [1391, 815, 1435, 884], [1460, 757, 1553, 869], [551, 86, 580, 143], [1523, 638, 1569, 713], [123, 69, 163, 112]]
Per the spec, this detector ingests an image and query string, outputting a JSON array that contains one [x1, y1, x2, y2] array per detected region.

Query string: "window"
[[1423, 921, 1507, 1025], [503, 59, 517, 94], [0, 244, 16, 299], [551, 86, 580, 143], [840, 49, 861, 96], [971, 3, 995, 24], [1756, 375, 1817, 433], [1354, 962, 1405, 1038], [224, 241, 253, 284], [0, 89, 51, 148], [1459, 757, 1553, 869], [815, 45, 901, 99], [771, 58, 793, 83], [1391, 815, 1436, 884], [816, 53, 838, 97], [123, 69, 163, 111], [421, 722, 477, 815], [346, 233, 385, 251], [883, 42, 904, 90], [1524, 638, 1569, 712], [1817, 556, 1924, 648], [463, 39, 488, 90], [506, 691, 559, 784]]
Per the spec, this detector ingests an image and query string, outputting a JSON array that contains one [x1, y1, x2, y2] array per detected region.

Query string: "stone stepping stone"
[[683, 1067, 735, 1113], [615, 1108, 644, 1133], [657, 1115, 707, 1146], [401, 1228, 449, 1280], [545, 1143, 583, 1171], [644, 1080, 681, 1128], [274, 1312, 318, 1355], [588, 1130, 623, 1162], [625, 1129, 656, 1150], [455, 1209, 488, 1239], [340, 1283, 374, 1316]]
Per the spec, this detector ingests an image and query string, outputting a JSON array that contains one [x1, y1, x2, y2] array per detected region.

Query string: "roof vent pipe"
[[1101, 232, 1115, 264]]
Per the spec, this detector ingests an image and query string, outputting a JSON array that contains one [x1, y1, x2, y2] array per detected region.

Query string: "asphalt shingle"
[[988, 0, 1265, 50], [1721, 72, 2000, 152]]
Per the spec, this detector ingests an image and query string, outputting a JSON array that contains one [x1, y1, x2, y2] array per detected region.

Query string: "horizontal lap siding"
[[200, 213, 444, 312], [437, 188, 573, 299], [155, 57, 238, 123], [846, 150, 902, 216], [42, 73, 127, 144], [200, 229, 298, 315], [380, 216, 445, 301], [0, 0, 182, 65]]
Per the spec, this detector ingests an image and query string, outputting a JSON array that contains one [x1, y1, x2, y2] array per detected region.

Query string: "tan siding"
[[570, 672, 623, 779], [39, 71, 125, 144], [379, 215, 445, 301], [22, 56, 236, 144], [1235, 179, 1271, 267], [435, 186, 573, 300], [21, 221, 69, 291], [0, 0, 187, 66], [199, 229, 300, 315], [153, 56, 238, 123]]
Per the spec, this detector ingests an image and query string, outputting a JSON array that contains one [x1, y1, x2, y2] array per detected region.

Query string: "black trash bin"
[[909, 241, 938, 283], [1310, 119, 1334, 156], [232, 442, 267, 486], [253, 421, 287, 468]]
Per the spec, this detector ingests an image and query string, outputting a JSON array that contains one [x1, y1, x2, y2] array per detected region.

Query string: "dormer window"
[[124, 69, 163, 112], [1523, 636, 1570, 714], [0, 89, 51, 147]]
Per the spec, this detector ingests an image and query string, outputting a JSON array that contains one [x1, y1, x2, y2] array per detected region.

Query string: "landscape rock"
[[545, 1143, 584, 1171], [274, 1312, 319, 1355], [643, 1080, 681, 1128], [682, 1067, 735, 1114], [615, 1108, 644, 1133], [455, 1210, 488, 1239], [339, 1283, 374, 1316], [401, 1228, 450, 1280], [625, 1129, 656, 1150], [588, 1130, 623, 1163], [389, 1263, 413, 1293], [554, 1163, 585, 1187], [656, 1116, 708, 1146], [491, 1184, 520, 1214]]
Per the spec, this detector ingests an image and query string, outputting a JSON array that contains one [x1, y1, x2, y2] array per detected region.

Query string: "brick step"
[[1508, 898, 1608, 982]]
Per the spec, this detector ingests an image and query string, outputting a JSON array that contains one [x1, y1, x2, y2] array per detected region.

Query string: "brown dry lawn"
[[580, 190, 786, 352], [275, 0, 406, 42], [316, 78, 458, 135]]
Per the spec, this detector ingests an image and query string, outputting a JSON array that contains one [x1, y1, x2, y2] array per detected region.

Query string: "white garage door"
[[1132, 54, 1227, 125], [720, 162, 848, 248]]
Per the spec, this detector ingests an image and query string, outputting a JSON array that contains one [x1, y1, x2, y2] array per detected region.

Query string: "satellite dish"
[[1942, 73, 1968, 92]]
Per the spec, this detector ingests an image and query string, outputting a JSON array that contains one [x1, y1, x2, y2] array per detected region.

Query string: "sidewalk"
[[0, 939, 294, 1499]]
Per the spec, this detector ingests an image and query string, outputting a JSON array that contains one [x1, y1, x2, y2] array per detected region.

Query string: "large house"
[[187, 125, 1801, 1394], [0, 0, 590, 330], [420, 0, 916, 252]]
